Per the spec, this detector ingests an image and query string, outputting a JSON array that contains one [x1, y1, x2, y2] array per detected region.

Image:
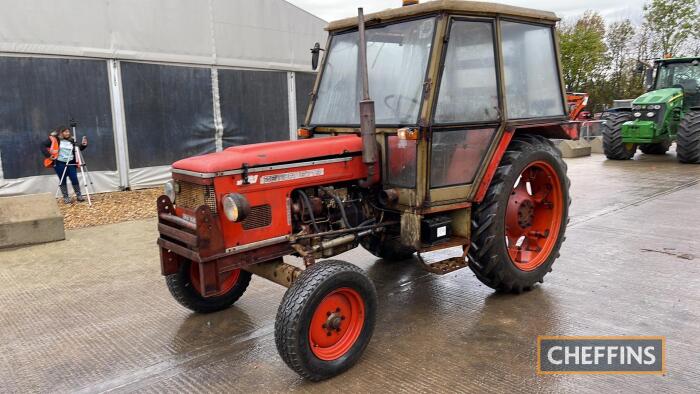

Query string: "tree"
[[643, 0, 699, 57], [606, 20, 636, 93], [558, 11, 608, 93]]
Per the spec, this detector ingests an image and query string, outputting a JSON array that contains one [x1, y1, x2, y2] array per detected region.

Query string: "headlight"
[[632, 105, 641, 110], [164, 180, 177, 203], [651, 104, 662, 110], [646, 112, 655, 118], [222, 193, 250, 222], [633, 112, 642, 118]]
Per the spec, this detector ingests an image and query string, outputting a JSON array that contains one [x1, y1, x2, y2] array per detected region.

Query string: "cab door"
[[427, 17, 503, 205]]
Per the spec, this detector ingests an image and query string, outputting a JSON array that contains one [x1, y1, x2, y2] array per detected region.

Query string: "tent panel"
[[212, 0, 327, 69], [0, 57, 116, 179], [121, 62, 215, 168], [219, 69, 289, 147]]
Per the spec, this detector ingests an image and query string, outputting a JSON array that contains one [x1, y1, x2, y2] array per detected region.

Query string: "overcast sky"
[[286, 0, 648, 24]]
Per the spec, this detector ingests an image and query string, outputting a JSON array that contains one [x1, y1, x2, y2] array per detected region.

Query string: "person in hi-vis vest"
[[41, 126, 88, 203]]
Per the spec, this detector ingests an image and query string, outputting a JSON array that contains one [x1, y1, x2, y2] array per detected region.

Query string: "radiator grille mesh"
[[176, 182, 217, 213], [242, 205, 272, 230]]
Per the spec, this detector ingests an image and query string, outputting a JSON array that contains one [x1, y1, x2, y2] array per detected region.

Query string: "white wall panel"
[[0, 0, 326, 71]]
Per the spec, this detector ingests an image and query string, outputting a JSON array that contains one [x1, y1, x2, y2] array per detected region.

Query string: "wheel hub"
[[504, 162, 564, 271], [323, 310, 345, 334], [517, 199, 534, 228], [308, 287, 365, 361]]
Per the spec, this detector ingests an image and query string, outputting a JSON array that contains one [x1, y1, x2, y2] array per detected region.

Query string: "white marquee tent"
[[0, 0, 326, 195]]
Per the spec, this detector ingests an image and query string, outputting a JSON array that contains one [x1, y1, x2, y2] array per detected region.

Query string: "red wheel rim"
[[504, 161, 564, 271], [308, 287, 365, 361], [189, 263, 240, 296]]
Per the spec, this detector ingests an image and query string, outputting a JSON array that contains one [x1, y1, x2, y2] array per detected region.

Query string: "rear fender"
[[512, 122, 579, 140]]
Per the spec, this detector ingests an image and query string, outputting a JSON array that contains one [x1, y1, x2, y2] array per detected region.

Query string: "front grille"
[[176, 181, 217, 213], [242, 205, 272, 230]]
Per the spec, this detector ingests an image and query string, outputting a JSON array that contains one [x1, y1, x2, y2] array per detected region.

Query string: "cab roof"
[[327, 0, 559, 31], [654, 57, 700, 64]]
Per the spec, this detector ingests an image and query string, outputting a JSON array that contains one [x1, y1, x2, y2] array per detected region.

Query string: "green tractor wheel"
[[677, 110, 700, 164], [640, 140, 671, 155], [601, 112, 637, 160]]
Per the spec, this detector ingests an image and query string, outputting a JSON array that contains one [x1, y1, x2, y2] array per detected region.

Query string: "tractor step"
[[416, 246, 468, 275]]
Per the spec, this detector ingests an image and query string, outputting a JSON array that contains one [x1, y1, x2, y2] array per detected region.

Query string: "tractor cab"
[[302, 1, 572, 247], [157, 0, 576, 381], [651, 58, 700, 108]]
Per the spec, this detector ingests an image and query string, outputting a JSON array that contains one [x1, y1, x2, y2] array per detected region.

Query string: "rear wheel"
[[677, 110, 700, 164], [640, 140, 671, 155], [275, 260, 377, 381], [468, 134, 570, 293], [361, 233, 415, 262], [166, 260, 251, 313], [602, 112, 636, 160]]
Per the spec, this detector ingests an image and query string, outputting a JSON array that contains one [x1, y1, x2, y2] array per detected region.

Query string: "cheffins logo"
[[537, 336, 665, 374]]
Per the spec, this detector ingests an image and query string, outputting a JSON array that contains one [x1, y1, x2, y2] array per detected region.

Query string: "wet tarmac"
[[1, 151, 699, 393]]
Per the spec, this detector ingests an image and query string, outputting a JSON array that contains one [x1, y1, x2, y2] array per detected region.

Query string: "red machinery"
[[567, 92, 592, 121], [157, 1, 576, 381]]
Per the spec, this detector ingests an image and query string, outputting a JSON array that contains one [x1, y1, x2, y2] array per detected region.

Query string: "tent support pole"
[[287, 71, 298, 140], [211, 67, 224, 152], [108, 59, 131, 190]]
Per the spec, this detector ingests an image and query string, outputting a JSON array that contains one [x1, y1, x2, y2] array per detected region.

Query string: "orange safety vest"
[[43, 136, 59, 168]]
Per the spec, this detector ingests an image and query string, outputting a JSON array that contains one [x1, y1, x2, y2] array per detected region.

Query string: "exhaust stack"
[[357, 7, 378, 186]]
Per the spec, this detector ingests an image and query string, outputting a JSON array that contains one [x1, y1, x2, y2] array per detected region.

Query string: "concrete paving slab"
[[556, 139, 591, 158], [0, 152, 698, 393], [0, 193, 64, 249]]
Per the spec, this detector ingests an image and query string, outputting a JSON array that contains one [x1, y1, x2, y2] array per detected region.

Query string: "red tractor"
[[157, 1, 576, 380]]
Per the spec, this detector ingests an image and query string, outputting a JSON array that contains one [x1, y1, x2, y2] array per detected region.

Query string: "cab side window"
[[434, 20, 499, 124], [501, 21, 565, 119]]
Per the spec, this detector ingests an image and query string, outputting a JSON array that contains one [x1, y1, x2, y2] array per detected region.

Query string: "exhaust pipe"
[[357, 7, 378, 187]]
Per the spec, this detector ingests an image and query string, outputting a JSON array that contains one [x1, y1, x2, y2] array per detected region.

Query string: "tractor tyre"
[[361, 234, 415, 262], [601, 112, 636, 160], [166, 260, 252, 313], [275, 260, 377, 381], [468, 134, 570, 293], [677, 110, 700, 164], [640, 140, 671, 155]]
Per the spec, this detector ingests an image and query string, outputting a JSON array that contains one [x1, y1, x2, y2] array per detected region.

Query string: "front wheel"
[[165, 260, 252, 313], [275, 260, 377, 381], [468, 134, 570, 293], [601, 112, 636, 160]]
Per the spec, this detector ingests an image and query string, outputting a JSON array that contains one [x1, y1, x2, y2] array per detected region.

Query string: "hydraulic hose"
[[294, 189, 320, 233]]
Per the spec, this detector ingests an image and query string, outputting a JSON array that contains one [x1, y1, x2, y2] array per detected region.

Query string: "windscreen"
[[310, 17, 435, 125]]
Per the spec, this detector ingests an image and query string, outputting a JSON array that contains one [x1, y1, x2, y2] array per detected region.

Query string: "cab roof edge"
[[326, 0, 559, 31]]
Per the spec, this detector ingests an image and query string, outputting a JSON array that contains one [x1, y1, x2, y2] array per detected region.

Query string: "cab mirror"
[[311, 43, 322, 70]]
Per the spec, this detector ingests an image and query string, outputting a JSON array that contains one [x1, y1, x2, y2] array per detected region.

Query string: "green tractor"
[[601, 57, 700, 163]]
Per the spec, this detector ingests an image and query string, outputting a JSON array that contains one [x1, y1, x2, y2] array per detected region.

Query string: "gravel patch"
[[58, 188, 163, 229]]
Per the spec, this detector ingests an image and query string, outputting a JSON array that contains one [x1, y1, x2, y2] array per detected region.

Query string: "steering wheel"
[[383, 94, 419, 119]]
